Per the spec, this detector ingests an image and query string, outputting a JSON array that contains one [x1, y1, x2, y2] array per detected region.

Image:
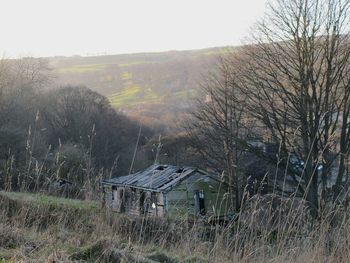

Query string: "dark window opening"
[[156, 165, 166, 171], [176, 168, 184, 173]]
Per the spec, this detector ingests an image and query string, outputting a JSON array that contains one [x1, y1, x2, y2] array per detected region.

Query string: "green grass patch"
[[121, 72, 132, 81], [0, 191, 98, 211], [118, 61, 148, 68], [109, 86, 141, 107], [109, 86, 163, 108], [58, 64, 107, 73], [108, 85, 196, 109], [174, 89, 198, 98]]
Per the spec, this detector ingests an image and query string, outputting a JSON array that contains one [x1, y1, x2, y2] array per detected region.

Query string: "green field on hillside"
[[50, 47, 226, 125], [109, 88, 161, 107], [58, 63, 108, 73]]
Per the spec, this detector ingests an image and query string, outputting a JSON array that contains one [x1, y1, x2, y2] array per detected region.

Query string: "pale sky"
[[0, 0, 268, 58]]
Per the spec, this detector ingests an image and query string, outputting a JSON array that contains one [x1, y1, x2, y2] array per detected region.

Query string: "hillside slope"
[[50, 47, 231, 129]]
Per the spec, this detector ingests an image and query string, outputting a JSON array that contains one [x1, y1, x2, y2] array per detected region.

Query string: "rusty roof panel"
[[101, 164, 199, 192]]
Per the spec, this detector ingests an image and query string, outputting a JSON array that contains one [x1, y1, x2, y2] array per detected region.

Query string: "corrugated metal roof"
[[101, 164, 209, 192]]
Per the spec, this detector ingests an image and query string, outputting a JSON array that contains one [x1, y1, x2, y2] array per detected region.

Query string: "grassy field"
[[0, 191, 98, 211], [58, 63, 107, 74], [0, 191, 208, 262], [109, 87, 162, 108], [1, 191, 350, 262], [51, 47, 222, 114]]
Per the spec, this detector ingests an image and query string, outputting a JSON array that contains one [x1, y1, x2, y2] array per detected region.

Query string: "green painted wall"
[[166, 174, 233, 217]]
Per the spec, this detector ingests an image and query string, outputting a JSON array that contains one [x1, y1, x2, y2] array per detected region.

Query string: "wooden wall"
[[103, 174, 233, 218], [103, 185, 165, 216]]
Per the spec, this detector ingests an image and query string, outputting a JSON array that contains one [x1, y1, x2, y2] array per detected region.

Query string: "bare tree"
[[0, 57, 52, 128], [232, 0, 350, 216], [187, 57, 255, 211]]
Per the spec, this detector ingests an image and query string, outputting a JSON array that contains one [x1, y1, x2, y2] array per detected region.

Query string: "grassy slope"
[[1, 191, 350, 262], [1, 191, 98, 207], [51, 47, 229, 110], [50, 47, 233, 129], [0, 191, 209, 263]]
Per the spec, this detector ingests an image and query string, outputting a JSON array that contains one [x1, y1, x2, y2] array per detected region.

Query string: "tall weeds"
[[1, 189, 350, 262]]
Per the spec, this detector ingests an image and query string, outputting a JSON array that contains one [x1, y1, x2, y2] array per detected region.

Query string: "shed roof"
[[101, 164, 220, 192]]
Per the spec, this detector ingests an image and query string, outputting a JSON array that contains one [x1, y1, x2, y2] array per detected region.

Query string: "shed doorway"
[[119, 188, 126, 212], [194, 190, 206, 215], [140, 191, 146, 214]]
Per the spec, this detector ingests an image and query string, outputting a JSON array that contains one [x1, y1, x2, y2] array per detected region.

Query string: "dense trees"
[[0, 58, 151, 193], [40, 86, 147, 169]]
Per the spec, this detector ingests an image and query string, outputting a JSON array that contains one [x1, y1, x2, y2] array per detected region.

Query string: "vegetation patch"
[[69, 239, 126, 262], [203, 48, 231, 56], [119, 61, 149, 68], [58, 63, 107, 73], [146, 250, 179, 263], [121, 72, 133, 81], [0, 224, 26, 249], [109, 85, 141, 107], [109, 85, 163, 108], [173, 89, 197, 99], [0, 191, 98, 211]]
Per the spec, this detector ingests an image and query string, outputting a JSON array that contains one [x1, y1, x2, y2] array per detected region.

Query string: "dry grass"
[[1, 191, 350, 262]]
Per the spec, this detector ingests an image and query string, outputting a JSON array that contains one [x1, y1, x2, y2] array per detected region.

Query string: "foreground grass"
[[1, 191, 350, 262], [0, 191, 99, 211], [0, 191, 208, 262]]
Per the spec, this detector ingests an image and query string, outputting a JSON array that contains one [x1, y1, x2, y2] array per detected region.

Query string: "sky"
[[0, 0, 268, 58]]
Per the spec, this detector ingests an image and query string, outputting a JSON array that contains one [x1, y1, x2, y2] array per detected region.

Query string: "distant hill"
[[50, 47, 231, 130]]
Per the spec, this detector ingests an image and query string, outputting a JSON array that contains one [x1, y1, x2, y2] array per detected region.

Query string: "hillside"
[[50, 47, 231, 129]]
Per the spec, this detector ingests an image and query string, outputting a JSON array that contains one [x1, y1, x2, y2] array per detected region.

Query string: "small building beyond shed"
[[101, 164, 232, 218]]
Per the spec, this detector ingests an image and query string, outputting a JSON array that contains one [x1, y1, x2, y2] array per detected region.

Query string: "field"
[[58, 64, 107, 74], [1, 191, 350, 262], [108, 71, 161, 108], [50, 47, 222, 111], [48, 47, 228, 129]]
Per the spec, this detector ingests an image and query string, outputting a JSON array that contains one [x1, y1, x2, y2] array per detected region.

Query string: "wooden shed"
[[101, 164, 233, 218]]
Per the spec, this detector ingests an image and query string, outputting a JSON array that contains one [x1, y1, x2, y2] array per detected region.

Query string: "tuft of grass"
[[146, 250, 179, 263]]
